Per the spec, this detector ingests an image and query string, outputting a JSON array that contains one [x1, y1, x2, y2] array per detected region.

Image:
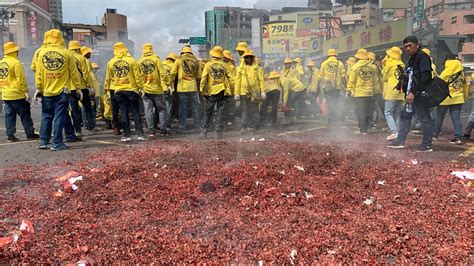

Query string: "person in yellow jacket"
[[0, 42, 39, 142], [223, 49, 237, 126], [137, 43, 168, 136], [31, 30, 51, 73], [422, 48, 438, 77], [260, 71, 282, 128], [235, 49, 264, 130], [367, 52, 384, 129], [170, 46, 202, 134], [81, 46, 100, 124], [433, 55, 469, 144], [306, 60, 321, 117], [35, 29, 83, 150], [281, 57, 294, 79], [235, 41, 248, 72], [344, 56, 357, 120], [464, 72, 474, 139], [105, 42, 145, 142], [291, 57, 305, 82], [199, 46, 231, 139], [382, 47, 405, 141], [319, 48, 346, 124], [68, 41, 95, 136], [162, 52, 177, 132], [280, 74, 306, 120], [347, 49, 378, 135], [346, 57, 356, 80]]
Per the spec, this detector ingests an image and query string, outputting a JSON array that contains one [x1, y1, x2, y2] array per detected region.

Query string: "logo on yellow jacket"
[[181, 57, 198, 78], [140, 59, 156, 75], [0, 62, 9, 79], [42, 51, 64, 71], [209, 63, 225, 80], [326, 61, 338, 74], [113, 60, 130, 78], [359, 65, 373, 81]]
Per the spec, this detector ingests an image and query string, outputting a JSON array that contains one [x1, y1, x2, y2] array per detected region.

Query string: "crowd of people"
[[0, 29, 473, 152]]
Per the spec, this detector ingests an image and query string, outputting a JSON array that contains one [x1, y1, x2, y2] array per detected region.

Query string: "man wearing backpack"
[[388, 36, 435, 152]]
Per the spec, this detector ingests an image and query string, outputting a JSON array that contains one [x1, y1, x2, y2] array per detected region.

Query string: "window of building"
[[464, 15, 474, 24], [451, 16, 457, 24], [278, 15, 282, 20]]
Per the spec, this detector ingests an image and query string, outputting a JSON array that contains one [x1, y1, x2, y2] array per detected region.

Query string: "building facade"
[[48, 0, 62, 22]]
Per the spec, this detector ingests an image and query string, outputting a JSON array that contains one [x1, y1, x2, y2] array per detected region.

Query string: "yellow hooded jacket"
[[382, 57, 405, 101], [35, 32, 82, 96], [170, 53, 201, 93], [200, 58, 231, 96], [0, 53, 28, 100], [162, 59, 175, 91], [440, 59, 468, 105], [319, 56, 346, 91], [105, 47, 143, 93], [291, 63, 305, 81], [235, 63, 264, 96], [308, 67, 320, 93], [226, 61, 236, 94], [279, 77, 305, 105], [70, 49, 93, 89], [369, 60, 383, 94], [264, 78, 281, 94], [347, 59, 377, 97], [138, 48, 167, 95]]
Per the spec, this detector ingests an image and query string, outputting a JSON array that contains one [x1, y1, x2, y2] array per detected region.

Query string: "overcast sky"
[[63, 0, 308, 57]]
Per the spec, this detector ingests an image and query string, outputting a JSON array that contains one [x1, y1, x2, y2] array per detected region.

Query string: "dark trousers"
[[288, 90, 306, 118], [4, 99, 35, 137], [64, 111, 77, 141], [260, 90, 280, 126], [116, 91, 144, 137], [69, 89, 95, 132], [109, 90, 121, 129], [241, 96, 260, 129], [307, 91, 321, 117], [223, 97, 237, 124], [39, 93, 69, 146], [354, 96, 372, 133], [370, 93, 385, 126], [325, 89, 341, 123], [201, 91, 226, 133], [397, 97, 434, 147], [433, 104, 463, 139]]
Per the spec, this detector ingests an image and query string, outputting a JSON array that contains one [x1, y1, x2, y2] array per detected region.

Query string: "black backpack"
[[422, 71, 461, 108]]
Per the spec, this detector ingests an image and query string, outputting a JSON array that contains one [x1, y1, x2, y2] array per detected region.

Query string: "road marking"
[[0, 140, 36, 147], [90, 140, 117, 145], [277, 126, 327, 136], [459, 143, 474, 158]]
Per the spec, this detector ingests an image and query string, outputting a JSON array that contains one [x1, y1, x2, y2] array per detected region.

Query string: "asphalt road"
[[0, 102, 472, 169]]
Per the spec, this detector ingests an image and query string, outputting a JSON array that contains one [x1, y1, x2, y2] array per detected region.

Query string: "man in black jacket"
[[388, 36, 434, 152]]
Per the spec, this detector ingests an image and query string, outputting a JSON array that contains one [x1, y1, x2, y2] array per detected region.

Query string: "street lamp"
[[0, 1, 29, 56], [223, 22, 232, 50]]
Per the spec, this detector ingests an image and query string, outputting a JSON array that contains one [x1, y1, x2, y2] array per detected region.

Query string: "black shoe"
[[450, 138, 463, 145], [7, 135, 20, 142], [388, 140, 405, 149], [105, 121, 112, 129], [463, 133, 471, 140], [26, 134, 40, 140], [66, 137, 83, 143], [414, 145, 433, 153]]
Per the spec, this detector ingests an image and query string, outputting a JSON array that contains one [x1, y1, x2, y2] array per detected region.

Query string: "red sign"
[[28, 11, 38, 44]]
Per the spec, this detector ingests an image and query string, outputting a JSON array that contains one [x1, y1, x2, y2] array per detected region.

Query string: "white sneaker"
[[136, 136, 147, 141], [387, 133, 398, 141], [354, 130, 361, 135], [120, 137, 132, 142]]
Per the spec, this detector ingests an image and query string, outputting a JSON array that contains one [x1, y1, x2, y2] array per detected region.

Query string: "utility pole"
[[407, 0, 415, 35]]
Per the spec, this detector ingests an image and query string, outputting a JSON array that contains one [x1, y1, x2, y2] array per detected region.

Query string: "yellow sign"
[[320, 19, 408, 55], [262, 37, 310, 54], [262, 22, 296, 39], [380, 0, 410, 9], [297, 14, 320, 30]]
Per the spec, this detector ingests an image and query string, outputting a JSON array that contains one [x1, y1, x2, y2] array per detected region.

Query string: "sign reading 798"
[[263, 22, 295, 39]]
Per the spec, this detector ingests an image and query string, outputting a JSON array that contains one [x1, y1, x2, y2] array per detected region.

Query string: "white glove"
[[140, 90, 145, 97], [89, 88, 96, 97], [76, 89, 83, 101], [234, 95, 240, 101], [167, 86, 172, 92], [34, 90, 42, 101], [261, 92, 267, 101], [25, 92, 30, 102]]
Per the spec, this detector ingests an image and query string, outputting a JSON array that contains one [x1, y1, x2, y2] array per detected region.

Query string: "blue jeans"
[[466, 99, 474, 135], [142, 93, 165, 131], [116, 91, 144, 137], [397, 97, 434, 147], [178, 92, 200, 130], [384, 100, 402, 133], [433, 104, 463, 139], [40, 93, 70, 146], [325, 89, 341, 124], [64, 111, 78, 141], [4, 99, 35, 137], [164, 91, 173, 129], [201, 91, 226, 133]]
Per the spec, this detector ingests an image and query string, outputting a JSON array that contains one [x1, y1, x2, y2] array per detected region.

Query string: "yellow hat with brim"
[[386, 47, 402, 61], [243, 49, 255, 57], [346, 57, 356, 65], [223, 50, 233, 61], [81, 46, 92, 56], [91, 62, 99, 69], [327, 48, 337, 57], [68, 40, 81, 50], [284, 57, 292, 64], [181, 46, 193, 54], [355, 48, 368, 60], [143, 43, 153, 54], [210, 46, 224, 58], [269, 71, 280, 79], [307, 61, 316, 67], [4, 42, 19, 55], [113, 42, 128, 55], [294, 57, 302, 63], [367, 52, 376, 60], [236, 42, 248, 52], [46, 29, 64, 45], [422, 48, 431, 57], [166, 52, 177, 61]]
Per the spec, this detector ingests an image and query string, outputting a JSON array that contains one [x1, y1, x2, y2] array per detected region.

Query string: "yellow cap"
[[284, 57, 293, 64], [181, 46, 193, 54], [367, 52, 376, 61], [223, 50, 233, 61], [235, 42, 248, 52], [386, 46, 402, 61], [46, 29, 64, 45], [327, 48, 337, 57], [91, 62, 99, 69], [81, 46, 92, 57], [269, 71, 281, 79], [355, 48, 368, 60], [113, 42, 128, 56], [68, 40, 81, 50], [243, 49, 255, 57], [3, 42, 19, 55], [307, 60, 316, 67], [210, 46, 224, 58], [422, 48, 431, 57], [166, 52, 177, 61], [294, 57, 302, 63], [346, 57, 356, 65], [143, 43, 153, 54]]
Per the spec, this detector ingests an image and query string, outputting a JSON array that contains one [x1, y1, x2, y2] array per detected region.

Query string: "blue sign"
[[303, 17, 314, 24], [312, 39, 319, 50]]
